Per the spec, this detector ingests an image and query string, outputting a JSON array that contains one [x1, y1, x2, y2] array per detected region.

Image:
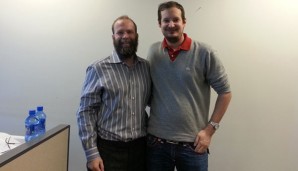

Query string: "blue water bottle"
[[25, 110, 39, 142], [36, 106, 46, 135]]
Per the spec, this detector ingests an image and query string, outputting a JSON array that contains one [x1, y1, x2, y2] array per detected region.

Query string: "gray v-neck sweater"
[[147, 40, 231, 142]]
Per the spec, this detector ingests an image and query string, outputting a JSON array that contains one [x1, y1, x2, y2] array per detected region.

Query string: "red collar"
[[162, 33, 192, 61]]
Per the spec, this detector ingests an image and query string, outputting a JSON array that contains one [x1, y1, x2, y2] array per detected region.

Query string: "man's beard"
[[164, 28, 182, 44], [165, 36, 180, 44], [113, 37, 138, 60]]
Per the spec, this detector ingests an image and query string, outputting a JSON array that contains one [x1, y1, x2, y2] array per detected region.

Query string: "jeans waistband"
[[147, 134, 193, 146], [147, 134, 210, 154]]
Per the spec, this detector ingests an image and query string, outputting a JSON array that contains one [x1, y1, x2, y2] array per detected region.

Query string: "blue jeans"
[[147, 135, 208, 171]]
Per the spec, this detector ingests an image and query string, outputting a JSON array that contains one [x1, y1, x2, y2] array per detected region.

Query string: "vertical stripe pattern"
[[77, 51, 151, 161]]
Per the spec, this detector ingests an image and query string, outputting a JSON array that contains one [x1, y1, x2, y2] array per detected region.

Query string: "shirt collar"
[[162, 33, 192, 51], [110, 50, 122, 63], [111, 50, 140, 64]]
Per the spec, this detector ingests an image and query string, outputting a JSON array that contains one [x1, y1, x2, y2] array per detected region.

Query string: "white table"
[[0, 133, 24, 155]]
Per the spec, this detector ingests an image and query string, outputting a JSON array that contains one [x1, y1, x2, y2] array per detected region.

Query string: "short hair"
[[111, 15, 137, 34], [158, 1, 186, 24]]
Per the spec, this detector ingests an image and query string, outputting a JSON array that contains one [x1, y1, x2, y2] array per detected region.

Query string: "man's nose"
[[122, 32, 129, 38], [168, 21, 175, 27]]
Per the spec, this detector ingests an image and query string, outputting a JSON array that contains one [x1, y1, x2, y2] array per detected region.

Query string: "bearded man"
[[77, 15, 151, 171]]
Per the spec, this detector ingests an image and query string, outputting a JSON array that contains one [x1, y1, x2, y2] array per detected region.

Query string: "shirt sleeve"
[[77, 65, 102, 162]]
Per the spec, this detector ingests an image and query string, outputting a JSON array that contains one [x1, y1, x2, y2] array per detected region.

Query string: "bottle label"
[[25, 125, 35, 135]]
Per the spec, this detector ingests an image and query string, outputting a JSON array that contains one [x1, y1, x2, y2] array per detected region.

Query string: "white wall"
[[0, 0, 297, 170]]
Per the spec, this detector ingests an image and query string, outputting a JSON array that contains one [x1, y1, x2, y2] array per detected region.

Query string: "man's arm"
[[77, 66, 102, 164], [194, 92, 232, 153]]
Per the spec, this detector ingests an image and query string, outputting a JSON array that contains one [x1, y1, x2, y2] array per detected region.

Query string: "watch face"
[[214, 124, 219, 129], [210, 121, 219, 130]]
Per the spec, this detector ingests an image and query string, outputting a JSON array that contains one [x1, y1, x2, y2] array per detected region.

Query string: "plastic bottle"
[[25, 110, 39, 142], [36, 106, 46, 135]]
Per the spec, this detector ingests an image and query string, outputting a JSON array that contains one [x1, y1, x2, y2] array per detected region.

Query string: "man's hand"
[[87, 157, 104, 171], [193, 126, 214, 153]]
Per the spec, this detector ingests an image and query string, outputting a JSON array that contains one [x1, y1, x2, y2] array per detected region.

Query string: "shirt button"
[[132, 97, 135, 100]]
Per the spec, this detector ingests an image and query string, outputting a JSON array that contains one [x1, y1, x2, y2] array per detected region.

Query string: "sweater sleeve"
[[205, 50, 231, 94]]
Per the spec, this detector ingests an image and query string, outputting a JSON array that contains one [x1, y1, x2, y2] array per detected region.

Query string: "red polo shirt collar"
[[162, 33, 192, 61]]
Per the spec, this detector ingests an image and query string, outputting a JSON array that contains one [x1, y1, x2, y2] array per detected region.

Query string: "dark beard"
[[165, 36, 180, 44], [113, 37, 138, 60], [164, 28, 182, 44]]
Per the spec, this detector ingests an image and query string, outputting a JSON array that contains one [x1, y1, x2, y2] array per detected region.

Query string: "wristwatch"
[[209, 121, 219, 130]]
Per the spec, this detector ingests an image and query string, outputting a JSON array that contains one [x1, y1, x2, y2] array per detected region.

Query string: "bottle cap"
[[37, 106, 43, 111], [29, 110, 36, 115]]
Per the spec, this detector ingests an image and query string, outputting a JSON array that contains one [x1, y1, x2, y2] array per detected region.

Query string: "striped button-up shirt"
[[77, 50, 151, 162]]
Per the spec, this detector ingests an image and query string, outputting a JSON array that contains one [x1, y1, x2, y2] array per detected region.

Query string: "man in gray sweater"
[[147, 1, 232, 171]]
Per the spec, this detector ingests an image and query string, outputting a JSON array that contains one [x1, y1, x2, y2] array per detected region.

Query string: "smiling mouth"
[[166, 29, 177, 33], [121, 42, 131, 47]]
